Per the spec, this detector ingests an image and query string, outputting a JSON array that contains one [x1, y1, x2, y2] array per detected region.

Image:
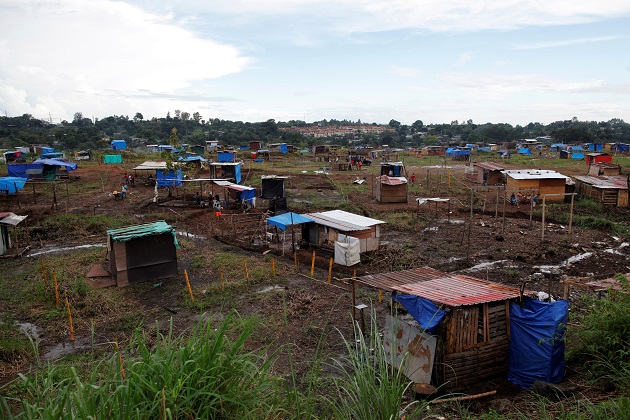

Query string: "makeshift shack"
[[266, 212, 314, 254], [213, 180, 256, 209], [249, 141, 261, 151], [584, 152, 612, 165], [217, 151, 236, 163], [0, 212, 28, 257], [106, 221, 179, 287], [30, 159, 78, 180], [74, 150, 91, 161], [503, 169, 568, 203], [587, 162, 622, 177], [0, 177, 28, 194], [574, 175, 629, 207], [111, 140, 127, 150], [302, 210, 385, 261], [473, 162, 506, 185], [260, 175, 287, 199], [104, 154, 123, 164], [354, 267, 533, 390], [210, 162, 242, 183], [375, 175, 408, 203], [268, 143, 288, 154]]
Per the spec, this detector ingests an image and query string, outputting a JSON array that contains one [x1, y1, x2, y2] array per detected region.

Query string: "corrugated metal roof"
[[504, 169, 568, 180], [133, 161, 168, 170], [0, 213, 27, 226], [356, 267, 524, 307], [378, 175, 408, 185], [589, 162, 620, 169], [474, 162, 506, 171], [574, 175, 628, 190], [306, 210, 385, 232]]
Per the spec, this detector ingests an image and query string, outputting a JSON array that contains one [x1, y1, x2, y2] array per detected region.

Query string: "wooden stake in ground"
[[243, 259, 250, 284], [64, 292, 74, 342], [310, 251, 316, 277], [53, 272, 60, 307], [114, 339, 126, 379], [328, 258, 333, 284], [184, 269, 194, 302], [271, 258, 276, 276], [41, 259, 48, 286], [294, 252, 299, 271]]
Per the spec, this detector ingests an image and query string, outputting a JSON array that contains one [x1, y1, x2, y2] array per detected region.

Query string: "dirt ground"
[[1, 156, 629, 415]]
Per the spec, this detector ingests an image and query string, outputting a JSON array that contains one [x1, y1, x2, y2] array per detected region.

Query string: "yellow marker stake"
[[220, 270, 224, 291], [64, 292, 74, 342], [114, 339, 125, 379], [41, 259, 48, 286], [310, 251, 316, 277], [271, 258, 276, 276], [244, 259, 249, 284], [353, 269, 357, 278], [53, 272, 60, 306], [378, 290, 383, 303], [184, 269, 194, 302], [328, 258, 333, 284]]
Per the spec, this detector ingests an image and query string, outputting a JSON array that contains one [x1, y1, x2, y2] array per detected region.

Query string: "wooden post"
[[271, 258, 276, 276], [64, 292, 74, 342], [41, 259, 48, 286], [244, 259, 250, 284], [294, 252, 299, 271], [327, 257, 333, 283], [568, 193, 575, 235], [184, 269, 194, 302], [351, 280, 356, 325], [378, 290, 383, 303], [502, 189, 507, 235], [541, 195, 546, 240], [53, 272, 60, 306], [495, 187, 499, 218], [310, 251, 316, 277]]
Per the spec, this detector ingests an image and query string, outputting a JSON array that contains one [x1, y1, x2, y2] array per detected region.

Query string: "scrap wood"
[[431, 390, 497, 404]]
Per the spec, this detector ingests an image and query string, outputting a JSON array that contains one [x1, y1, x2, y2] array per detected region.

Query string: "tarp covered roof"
[[0, 177, 28, 193], [267, 212, 314, 230], [305, 210, 385, 232], [178, 155, 207, 162], [32, 159, 78, 171], [107, 221, 178, 247]]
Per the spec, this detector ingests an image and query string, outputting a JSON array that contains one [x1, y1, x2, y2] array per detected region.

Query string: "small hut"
[[261, 175, 287, 199], [0, 212, 28, 257], [584, 152, 612, 165], [473, 162, 506, 185], [574, 175, 629, 207], [503, 169, 568, 202], [376, 162, 408, 203], [354, 267, 530, 390], [106, 221, 179, 287], [587, 162, 621, 177]]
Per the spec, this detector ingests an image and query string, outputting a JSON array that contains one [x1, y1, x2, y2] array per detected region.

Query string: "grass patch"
[[31, 214, 133, 240]]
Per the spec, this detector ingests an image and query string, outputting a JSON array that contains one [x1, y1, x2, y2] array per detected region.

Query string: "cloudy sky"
[[1, 0, 629, 125]]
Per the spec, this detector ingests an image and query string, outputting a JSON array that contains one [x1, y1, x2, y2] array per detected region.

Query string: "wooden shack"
[[587, 162, 621, 177], [584, 152, 612, 165], [473, 161, 506, 185], [574, 175, 628, 207], [302, 210, 384, 253], [355, 267, 528, 391], [376, 162, 408, 203], [504, 169, 568, 203], [106, 221, 178, 287]]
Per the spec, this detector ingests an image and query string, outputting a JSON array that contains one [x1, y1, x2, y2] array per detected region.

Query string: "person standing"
[[411, 173, 416, 185]]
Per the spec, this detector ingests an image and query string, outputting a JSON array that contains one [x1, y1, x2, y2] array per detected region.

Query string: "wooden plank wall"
[[435, 301, 510, 389]]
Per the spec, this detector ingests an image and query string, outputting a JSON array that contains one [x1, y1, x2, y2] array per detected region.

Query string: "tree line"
[[1, 112, 629, 152]]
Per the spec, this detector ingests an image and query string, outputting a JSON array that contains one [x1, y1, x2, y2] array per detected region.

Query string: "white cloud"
[[0, 0, 250, 120], [389, 66, 418, 77], [512, 36, 624, 50], [455, 52, 475, 67]]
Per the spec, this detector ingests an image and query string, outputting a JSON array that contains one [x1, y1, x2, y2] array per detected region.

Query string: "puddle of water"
[[28, 243, 105, 257], [14, 321, 42, 344], [176, 231, 207, 240], [256, 285, 286, 294], [42, 336, 93, 361]]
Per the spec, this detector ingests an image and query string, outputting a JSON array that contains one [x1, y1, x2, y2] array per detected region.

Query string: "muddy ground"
[[1, 155, 629, 416]]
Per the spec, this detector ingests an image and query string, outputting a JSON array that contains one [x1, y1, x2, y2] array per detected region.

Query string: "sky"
[[1, 0, 630, 126]]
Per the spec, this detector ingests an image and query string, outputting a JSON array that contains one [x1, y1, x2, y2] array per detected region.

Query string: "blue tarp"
[[32, 159, 78, 171], [452, 149, 470, 157], [518, 148, 532, 155], [239, 188, 256, 206], [280, 144, 288, 154], [0, 177, 28, 193], [40, 147, 54, 154], [234, 164, 242, 184], [571, 153, 584, 160], [240, 145, 249, 150], [156, 169, 183, 187], [158, 145, 173, 152], [218, 152, 236, 162], [178, 156, 207, 162], [111, 140, 126, 150], [266, 212, 313, 230], [508, 298, 569, 389], [445, 148, 454, 156], [550, 144, 566, 151], [8, 163, 43, 178], [392, 293, 446, 335], [570, 146, 583, 151], [477, 147, 492, 152], [40, 152, 64, 159], [616, 143, 629, 153]]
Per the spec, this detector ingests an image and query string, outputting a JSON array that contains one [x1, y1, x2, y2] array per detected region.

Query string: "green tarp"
[[104, 154, 123, 164]]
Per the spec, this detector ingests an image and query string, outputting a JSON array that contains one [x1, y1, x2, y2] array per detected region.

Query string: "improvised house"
[[213, 180, 256, 209], [260, 175, 287, 199], [302, 210, 385, 265], [503, 170, 569, 203], [111, 140, 127, 150], [376, 162, 408, 203], [104, 154, 123, 164], [210, 162, 242, 183], [106, 221, 179, 287], [587, 162, 622, 177], [573, 175, 629, 207], [268, 143, 288, 154], [354, 267, 531, 390], [584, 152, 612, 165], [249, 141, 261, 151], [473, 162, 506, 185], [0, 212, 28, 257]]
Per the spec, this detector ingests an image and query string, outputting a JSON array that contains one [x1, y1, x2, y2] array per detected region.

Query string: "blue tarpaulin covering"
[[8, 163, 43, 178], [111, 140, 127, 150], [280, 144, 288, 154], [571, 153, 585, 159], [550, 144, 566, 151], [218, 152, 236, 162], [477, 147, 492, 152], [452, 149, 470, 157], [266, 212, 313, 230], [392, 293, 446, 334], [616, 143, 629, 153], [40, 147, 54, 154], [508, 298, 569, 389], [33, 159, 78, 171], [178, 155, 207, 162], [156, 169, 183, 187], [158, 145, 173, 152], [518, 148, 532, 155], [0, 177, 28, 193], [40, 152, 64, 159], [445, 148, 454, 156]]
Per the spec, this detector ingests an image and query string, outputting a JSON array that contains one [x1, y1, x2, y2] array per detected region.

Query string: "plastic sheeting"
[[508, 298, 569, 389], [33, 159, 78, 171], [8, 163, 43, 178], [104, 154, 123, 164], [261, 178, 285, 199], [266, 212, 313, 230], [111, 140, 127, 150], [156, 169, 183, 187], [0, 177, 28, 193], [217, 152, 235, 162], [518, 148, 532, 155], [334, 235, 360, 266], [391, 293, 446, 334]]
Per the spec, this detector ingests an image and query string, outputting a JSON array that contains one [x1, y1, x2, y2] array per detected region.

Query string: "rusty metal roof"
[[474, 162, 506, 171], [356, 267, 524, 307], [574, 175, 628, 190], [378, 175, 408, 185]]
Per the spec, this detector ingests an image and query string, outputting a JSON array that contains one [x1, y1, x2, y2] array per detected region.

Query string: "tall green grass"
[[2, 312, 283, 419]]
